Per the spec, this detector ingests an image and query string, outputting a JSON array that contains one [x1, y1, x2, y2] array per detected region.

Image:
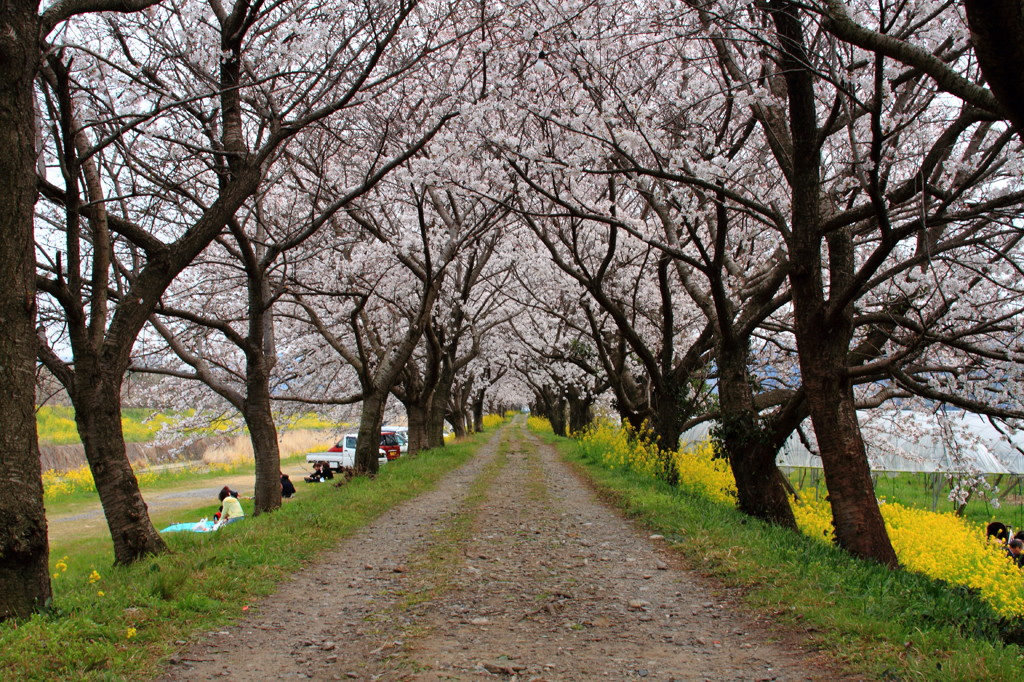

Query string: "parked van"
[[307, 432, 393, 472], [384, 425, 409, 453]]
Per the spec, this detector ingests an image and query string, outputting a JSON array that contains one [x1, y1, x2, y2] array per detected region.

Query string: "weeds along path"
[[159, 420, 842, 681]]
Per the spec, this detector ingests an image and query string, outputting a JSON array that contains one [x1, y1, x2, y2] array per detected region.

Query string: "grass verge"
[[535, 429, 1024, 681], [1, 432, 493, 681]]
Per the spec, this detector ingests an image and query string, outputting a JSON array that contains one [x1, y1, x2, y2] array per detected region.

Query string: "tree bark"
[[0, 0, 52, 620], [471, 386, 485, 433], [566, 386, 594, 435], [243, 356, 281, 514], [549, 393, 568, 437], [355, 390, 387, 473], [426, 357, 457, 448], [715, 340, 797, 529], [447, 404, 469, 438], [406, 403, 429, 453], [956, 2, 1024, 137], [769, 0, 898, 566], [72, 370, 166, 564], [649, 384, 683, 486]]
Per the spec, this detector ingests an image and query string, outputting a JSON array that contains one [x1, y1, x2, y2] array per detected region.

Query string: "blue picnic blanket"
[[161, 519, 216, 533]]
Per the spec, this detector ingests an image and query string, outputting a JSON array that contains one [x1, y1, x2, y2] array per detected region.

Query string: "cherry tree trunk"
[[649, 388, 683, 486], [771, 0, 897, 567], [566, 391, 594, 435], [243, 362, 281, 514], [448, 409, 468, 438], [426, 364, 456, 449], [72, 373, 167, 564], [355, 391, 387, 473], [406, 404, 429, 454], [549, 395, 568, 437], [0, 0, 51, 619], [425, 399, 448, 449], [472, 389, 485, 433], [964, 2, 1024, 138], [716, 343, 796, 529], [798, 329, 897, 565]]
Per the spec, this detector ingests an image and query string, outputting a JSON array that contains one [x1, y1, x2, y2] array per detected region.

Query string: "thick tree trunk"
[[243, 362, 281, 514], [447, 409, 468, 438], [716, 342, 796, 529], [964, 2, 1024, 138], [800, 337, 897, 564], [355, 391, 387, 473], [616, 406, 645, 436], [426, 362, 456, 449], [406, 403, 429, 454], [770, 0, 898, 567], [549, 394, 568, 437], [73, 373, 166, 564], [472, 388, 485, 433], [649, 387, 683, 486], [0, 0, 51, 619], [567, 389, 594, 435]]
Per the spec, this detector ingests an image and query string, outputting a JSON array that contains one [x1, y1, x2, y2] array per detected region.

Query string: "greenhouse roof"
[[679, 411, 1024, 475]]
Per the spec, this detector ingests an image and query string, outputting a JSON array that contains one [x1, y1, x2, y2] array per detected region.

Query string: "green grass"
[[2, 433, 493, 681], [535, 428, 1024, 681]]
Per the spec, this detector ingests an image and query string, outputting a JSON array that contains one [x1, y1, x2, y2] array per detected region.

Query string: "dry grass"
[[201, 430, 336, 466]]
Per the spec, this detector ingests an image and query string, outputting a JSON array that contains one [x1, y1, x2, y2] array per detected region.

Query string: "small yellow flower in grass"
[[88, 570, 101, 583], [97, 591, 105, 597], [126, 627, 137, 640], [54, 556, 68, 573]]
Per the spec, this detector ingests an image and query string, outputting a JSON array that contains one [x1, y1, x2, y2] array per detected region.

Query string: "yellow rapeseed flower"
[[575, 421, 1024, 618], [527, 416, 553, 433]]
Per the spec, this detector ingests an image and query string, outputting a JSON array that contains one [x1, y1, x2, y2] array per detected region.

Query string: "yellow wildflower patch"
[[672, 441, 737, 505], [482, 414, 505, 429], [569, 420, 1024, 618], [526, 416, 553, 433]]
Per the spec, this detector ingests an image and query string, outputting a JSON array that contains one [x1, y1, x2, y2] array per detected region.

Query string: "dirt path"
[[158, 420, 845, 681]]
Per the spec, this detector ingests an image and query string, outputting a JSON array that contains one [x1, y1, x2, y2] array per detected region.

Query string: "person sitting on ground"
[[304, 461, 335, 483], [281, 472, 296, 498], [218, 485, 245, 525], [304, 461, 325, 483]]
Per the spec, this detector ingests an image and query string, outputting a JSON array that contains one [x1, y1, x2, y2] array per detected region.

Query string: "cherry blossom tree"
[[33, 0, 463, 565], [286, 167, 502, 471], [135, 95, 453, 513]]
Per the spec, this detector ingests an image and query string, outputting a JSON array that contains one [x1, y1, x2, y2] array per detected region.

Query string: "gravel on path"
[[158, 419, 848, 681]]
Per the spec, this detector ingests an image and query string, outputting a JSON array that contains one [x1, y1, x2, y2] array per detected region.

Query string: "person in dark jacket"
[[304, 461, 334, 482], [280, 472, 296, 498]]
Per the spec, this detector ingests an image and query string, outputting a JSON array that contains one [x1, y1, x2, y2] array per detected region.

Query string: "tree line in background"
[[4, 0, 1024, 621]]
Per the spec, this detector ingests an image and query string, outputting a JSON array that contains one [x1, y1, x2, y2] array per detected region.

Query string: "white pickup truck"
[[306, 433, 390, 472]]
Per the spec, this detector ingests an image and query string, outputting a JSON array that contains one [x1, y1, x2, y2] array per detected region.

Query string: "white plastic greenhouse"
[[679, 411, 1024, 475]]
